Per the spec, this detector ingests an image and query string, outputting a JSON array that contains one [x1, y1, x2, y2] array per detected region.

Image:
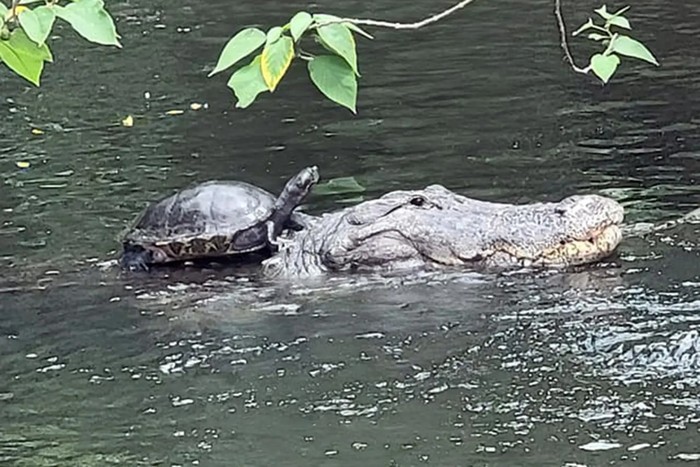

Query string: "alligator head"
[[262, 184, 624, 278]]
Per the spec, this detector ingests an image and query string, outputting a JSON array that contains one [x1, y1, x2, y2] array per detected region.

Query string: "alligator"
[[262, 184, 625, 278]]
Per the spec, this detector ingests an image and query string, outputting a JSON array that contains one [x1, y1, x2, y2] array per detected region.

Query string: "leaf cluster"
[[209, 12, 371, 113], [0, 2, 662, 115], [573, 4, 658, 84], [0, 0, 120, 85]]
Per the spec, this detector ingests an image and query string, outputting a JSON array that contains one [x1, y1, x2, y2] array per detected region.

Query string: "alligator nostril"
[[559, 240, 567, 245]]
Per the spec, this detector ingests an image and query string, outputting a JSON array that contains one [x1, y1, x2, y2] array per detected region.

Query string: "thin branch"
[[318, 0, 590, 78], [8, 0, 21, 21], [554, 0, 589, 74], [320, 0, 479, 31]]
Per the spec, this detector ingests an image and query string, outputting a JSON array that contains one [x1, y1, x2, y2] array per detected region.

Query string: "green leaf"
[[313, 13, 373, 40], [227, 54, 268, 108], [0, 3, 7, 16], [290, 11, 312, 42], [308, 55, 357, 113], [19, 6, 55, 46], [587, 33, 608, 41], [266, 26, 283, 45], [0, 29, 52, 85], [260, 35, 294, 92], [610, 34, 658, 65], [14, 27, 52, 62], [607, 15, 631, 30], [54, 0, 121, 47], [316, 22, 358, 76], [208, 27, 265, 77], [572, 18, 594, 36], [314, 176, 365, 195], [590, 53, 620, 83]]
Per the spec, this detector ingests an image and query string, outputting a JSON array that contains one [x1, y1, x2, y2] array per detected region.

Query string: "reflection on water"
[[1, 0, 700, 464]]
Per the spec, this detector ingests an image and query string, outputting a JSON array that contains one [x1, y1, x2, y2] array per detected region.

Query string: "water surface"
[[1, 0, 700, 465]]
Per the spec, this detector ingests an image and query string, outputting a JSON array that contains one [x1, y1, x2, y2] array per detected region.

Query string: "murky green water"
[[2, 0, 700, 465]]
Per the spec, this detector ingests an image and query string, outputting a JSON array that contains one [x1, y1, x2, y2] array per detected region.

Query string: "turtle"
[[119, 166, 320, 271]]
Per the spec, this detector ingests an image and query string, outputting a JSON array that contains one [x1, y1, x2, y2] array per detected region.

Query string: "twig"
[[7, 0, 20, 21], [320, 0, 590, 78], [554, 0, 589, 73], [320, 0, 479, 30]]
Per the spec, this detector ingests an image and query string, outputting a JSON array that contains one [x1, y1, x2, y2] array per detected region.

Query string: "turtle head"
[[276, 166, 320, 209], [268, 166, 320, 239], [293, 166, 319, 193]]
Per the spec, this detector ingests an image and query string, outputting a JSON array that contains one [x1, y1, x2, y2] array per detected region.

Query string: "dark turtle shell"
[[119, 166, 319, 270], [123, 181, 277, 263]]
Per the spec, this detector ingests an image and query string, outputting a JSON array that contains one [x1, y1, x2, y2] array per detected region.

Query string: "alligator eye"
[[410, 196, 426, 207]]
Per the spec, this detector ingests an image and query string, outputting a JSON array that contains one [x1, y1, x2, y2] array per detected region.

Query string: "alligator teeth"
[[540, 225, 622, 266]]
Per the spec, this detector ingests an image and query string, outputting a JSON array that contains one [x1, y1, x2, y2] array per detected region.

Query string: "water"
[[1, 0, 700, 464]]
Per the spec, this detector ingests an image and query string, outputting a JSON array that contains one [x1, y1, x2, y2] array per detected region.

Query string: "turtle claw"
[[269, 235, 295, 251], [265, 221, 294, 251], [127, 259, 151, 272], [119, 245, 152, 272]]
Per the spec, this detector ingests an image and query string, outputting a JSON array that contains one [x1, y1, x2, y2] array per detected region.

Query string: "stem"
[[9, 0, 20, 21], [589, 23, 612, 35], [316, 0, 479, 30], [315, 0, 591, 78], [602, 32, 618, 55], [554, 0, 589, 74], [296, 49, 314, 61]]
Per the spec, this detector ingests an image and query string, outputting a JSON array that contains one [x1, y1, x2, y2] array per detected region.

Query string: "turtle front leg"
[[119, 244, 153, 271], [266, 221, 294, 251]]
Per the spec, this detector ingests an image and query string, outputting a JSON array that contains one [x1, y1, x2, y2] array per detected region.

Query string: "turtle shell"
[[123, 180, 277, 262]]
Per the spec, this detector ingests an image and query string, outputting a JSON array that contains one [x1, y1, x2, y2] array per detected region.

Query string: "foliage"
[[0, 1, 660, 111], [0, 0, 120, 85], [211, 4, 660, 112], [572, 4, 658, 84], [209, 12, 370, 114]]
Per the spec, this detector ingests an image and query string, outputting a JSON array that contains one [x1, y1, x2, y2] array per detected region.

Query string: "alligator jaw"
[[538, 224, 622, 266], [489, 223, 623, 268], [455, 222, 623, 269]]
